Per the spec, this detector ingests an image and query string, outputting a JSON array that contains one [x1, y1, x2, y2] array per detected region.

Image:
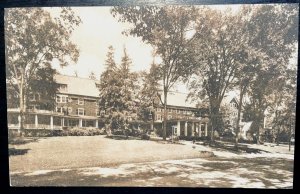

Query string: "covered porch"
[[7, 109, 104, 130]]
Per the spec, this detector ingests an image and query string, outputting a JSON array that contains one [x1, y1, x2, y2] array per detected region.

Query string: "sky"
[[48, 5, 243, 93], [50, 7, 154, 78]]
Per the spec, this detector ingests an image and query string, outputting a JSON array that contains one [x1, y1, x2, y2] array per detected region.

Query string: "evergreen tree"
[[137, 62, 161, 132], [99, 46, 137, 135]]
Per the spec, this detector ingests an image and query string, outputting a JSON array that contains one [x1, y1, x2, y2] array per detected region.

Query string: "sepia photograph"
[[5, 3, 298, 188]]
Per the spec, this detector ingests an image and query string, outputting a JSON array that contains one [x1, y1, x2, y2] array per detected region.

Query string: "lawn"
[[9, 135, 206, 173], [9, 135, 294, 187]]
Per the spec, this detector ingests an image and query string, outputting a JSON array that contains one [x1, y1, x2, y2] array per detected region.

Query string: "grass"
[[9, 135, 212, 172]]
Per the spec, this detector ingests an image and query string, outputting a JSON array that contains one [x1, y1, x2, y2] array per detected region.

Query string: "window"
[[56, 107, 62, 113], [29, 93, 40, 101], [76, 108, 84, 116], [157, 108, 161, 112], [168, 115, 172, 120], [96, 109, 100, 116], [168, 109, 172, 113], [68, 107, 72, 113], [68, 98, 72, 102], [59, 84, 68, 92], [56, 95, 67, 103], [78, 98, 84, 105], [156, 114, 162, 121]]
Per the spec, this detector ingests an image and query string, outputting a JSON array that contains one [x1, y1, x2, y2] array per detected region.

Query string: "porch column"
[[79, 119, 83, 127], [50, 115, 53, 130], [35, 114, 38, 128], [95, 120, 99, 128], [205, 122, 208, 136], [191, 122, 195, 137], [177, 121, 180, 136], [18, 115, 21, 128], [184, 121, 188, 136], [199, 123, 202, 137], [61, 117, 65, 127]]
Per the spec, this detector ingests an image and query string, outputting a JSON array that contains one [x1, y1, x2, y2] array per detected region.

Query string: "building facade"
[[7, 74, 210, 137]]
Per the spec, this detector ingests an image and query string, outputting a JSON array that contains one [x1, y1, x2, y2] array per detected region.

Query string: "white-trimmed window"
[[156, 114, 162, 121], [56, 95, 67, 103], [76, 108, 84, 116], [68, 107, 72, 113], [78, 98, 84, 105]]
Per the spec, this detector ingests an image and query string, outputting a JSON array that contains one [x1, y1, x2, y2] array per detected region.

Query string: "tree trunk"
[[235, 89, 244, 150], [163, 89, 167, 141], [151, 100, 154, 132], [19, 76, 25, 136], [210, 102, 221, 143]]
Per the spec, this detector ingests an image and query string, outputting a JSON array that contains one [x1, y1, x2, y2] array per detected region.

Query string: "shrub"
[[141, 134, 150, 140]]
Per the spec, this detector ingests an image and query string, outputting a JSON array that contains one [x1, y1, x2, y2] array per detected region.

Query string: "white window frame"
[[68, 107, 72, 113], [156, 114, 162, 121], [78, 98, 84, 105], [77, 108, 84, 116], [96, 109, 100, 116], [56, 95, 68, 103]]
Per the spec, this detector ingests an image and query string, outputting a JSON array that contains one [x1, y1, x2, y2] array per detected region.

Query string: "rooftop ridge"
[[55, 73, 99, 82]]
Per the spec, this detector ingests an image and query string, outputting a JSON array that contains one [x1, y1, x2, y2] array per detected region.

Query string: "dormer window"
[[59, 84, 68, 92]]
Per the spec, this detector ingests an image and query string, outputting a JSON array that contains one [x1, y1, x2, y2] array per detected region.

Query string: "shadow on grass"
[[205, 140, 270, 154], [9, 148, 30, 156], [9, 137, 40, 145], [105, 135, 141, 140]]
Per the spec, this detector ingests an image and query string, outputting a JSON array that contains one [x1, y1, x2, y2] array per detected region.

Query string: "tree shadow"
[[8, 137, 40, 145], [208, 141, 270, 154], [9, 148, 30, 156]]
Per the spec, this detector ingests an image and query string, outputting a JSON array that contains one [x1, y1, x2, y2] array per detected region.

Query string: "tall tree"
[[99, 46, 137, 136], [111, 6, 198, 140], [138, 61, 161, 132], [28, 64, 59, 111], [242, 4, 298, 143], [5, 8, 81, 135], [188, 8, 247, 142]]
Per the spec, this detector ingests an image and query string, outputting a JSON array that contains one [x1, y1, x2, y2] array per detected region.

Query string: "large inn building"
[[7, 74, 214, 137]]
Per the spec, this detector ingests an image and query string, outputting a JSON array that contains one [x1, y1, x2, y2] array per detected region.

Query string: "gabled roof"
[[159, 91, 198, 108], [54, 74, 100, 98], [222, 91, 238, 106]]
